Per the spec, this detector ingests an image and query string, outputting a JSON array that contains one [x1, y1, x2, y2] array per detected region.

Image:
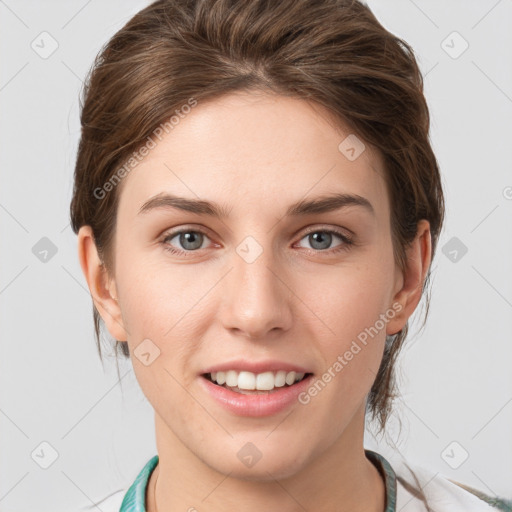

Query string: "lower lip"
[[198, 374, 314, 417]]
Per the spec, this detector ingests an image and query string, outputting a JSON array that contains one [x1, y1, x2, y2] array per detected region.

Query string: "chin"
[[202, 449, 309, 482]]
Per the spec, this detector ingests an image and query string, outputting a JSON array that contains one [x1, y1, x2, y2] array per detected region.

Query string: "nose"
[[218, 241, 293, 340]]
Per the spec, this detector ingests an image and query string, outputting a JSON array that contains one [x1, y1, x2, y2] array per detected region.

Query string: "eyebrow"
[[138, 192, 375, 218]]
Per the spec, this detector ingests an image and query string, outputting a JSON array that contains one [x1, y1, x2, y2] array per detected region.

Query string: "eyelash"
[[160, 226, 354, 257]]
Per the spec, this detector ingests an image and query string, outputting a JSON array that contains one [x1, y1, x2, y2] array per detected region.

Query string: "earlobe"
[[386, 220, 432, 336], [77, 226, 128, 341]]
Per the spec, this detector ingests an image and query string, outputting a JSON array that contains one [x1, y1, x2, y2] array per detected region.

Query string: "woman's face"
[[95, 91, 410, 479]]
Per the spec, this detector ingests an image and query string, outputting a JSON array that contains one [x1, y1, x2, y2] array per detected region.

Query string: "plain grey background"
[[1, 0, 511, 510]]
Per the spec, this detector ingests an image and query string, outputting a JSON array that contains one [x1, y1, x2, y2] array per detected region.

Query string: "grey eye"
[[297, 231, 345, 251], [165, 231, 206, 251]]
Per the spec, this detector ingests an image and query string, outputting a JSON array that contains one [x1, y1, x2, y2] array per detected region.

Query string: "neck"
[[146, 404, 385, 512]]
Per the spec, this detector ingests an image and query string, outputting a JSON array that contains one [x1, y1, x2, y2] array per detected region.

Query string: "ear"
[[77, 225, 128, 342], [386, 219, 432, 336]]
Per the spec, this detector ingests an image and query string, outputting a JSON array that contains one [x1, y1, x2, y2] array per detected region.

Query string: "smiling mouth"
[[202, 370, 313, 394]]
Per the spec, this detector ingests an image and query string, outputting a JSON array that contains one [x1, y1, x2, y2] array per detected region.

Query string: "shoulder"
[[78, 455, 159, 512], [98, 490, 126, 512], [449, 480, 512, 511], [77, 489, 126, 512], [391, 457, 512, 512]]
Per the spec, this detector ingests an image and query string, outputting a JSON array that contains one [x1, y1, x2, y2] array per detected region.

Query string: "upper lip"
[[201, 359, 312, 375]]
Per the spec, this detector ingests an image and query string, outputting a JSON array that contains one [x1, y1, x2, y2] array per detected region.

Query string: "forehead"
[[117, 91, 389, 221]]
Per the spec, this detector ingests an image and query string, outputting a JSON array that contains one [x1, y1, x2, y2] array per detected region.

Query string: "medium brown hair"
[[70, 0, 445, 437]]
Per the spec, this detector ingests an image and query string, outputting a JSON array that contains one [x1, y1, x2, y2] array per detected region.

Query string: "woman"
[[70, 0, 511, 510]]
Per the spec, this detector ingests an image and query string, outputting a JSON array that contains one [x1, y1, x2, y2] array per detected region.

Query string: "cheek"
[[298, 256, 394, 400], [117, 260, 205, 417], [117, 256, 211, 383], [308, 259, 394, 344], [295, 269, 390, 437], [117, 252, 190, 337]]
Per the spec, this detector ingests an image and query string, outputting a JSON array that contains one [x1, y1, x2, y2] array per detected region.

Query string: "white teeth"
[[256, 371, 274, 391], [285, 371, 297, 385], [238, 371, 256, 390], [207, 370, 307, 391], [226, 370, 238, 387], [274, 370, 287, 387]]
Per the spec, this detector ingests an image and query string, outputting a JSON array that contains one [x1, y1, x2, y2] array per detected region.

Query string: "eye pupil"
[[310, 231, 332, 250], [180, 231, 203, 250]]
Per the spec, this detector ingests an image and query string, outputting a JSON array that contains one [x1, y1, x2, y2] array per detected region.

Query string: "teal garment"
[[119, 454, 158, 512], [119, 450, 396, 512]]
